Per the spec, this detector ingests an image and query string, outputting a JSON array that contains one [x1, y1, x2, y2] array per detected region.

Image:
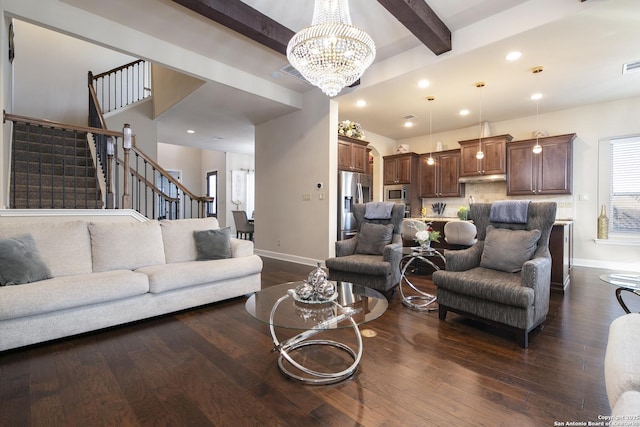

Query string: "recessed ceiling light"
[[459, 109, 470, 116], [531, 93, 543, 100], [506, 51, 522, 61], [404, 121, 414, 128], [418, 79, 430, 88], [356, 99, 367, 107], [187, 130, 195, 134]]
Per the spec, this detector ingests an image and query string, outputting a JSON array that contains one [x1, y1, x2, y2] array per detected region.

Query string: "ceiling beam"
[[171, 0, 295, 55], [376, 0, 451, 55]]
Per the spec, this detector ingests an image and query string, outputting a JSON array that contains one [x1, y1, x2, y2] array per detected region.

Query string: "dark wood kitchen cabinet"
[[506, 133, 575, 196], [383, 153, 418, 185], [458, 134, 513, 178], [418, 149, 463, 198], [338, 135, 369, 173]]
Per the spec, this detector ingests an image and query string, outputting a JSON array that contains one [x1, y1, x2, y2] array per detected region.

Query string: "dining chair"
[[232, 210, 254, 240]]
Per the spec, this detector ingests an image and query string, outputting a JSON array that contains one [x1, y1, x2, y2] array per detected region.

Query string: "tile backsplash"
[[420, 182, 575, 220]]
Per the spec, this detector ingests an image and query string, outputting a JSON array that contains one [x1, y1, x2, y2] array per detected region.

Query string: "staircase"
[[10, 122, 102, 209]]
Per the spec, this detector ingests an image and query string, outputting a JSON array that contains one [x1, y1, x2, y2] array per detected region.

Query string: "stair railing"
[[89, 60, 151, 115], [4, 112, 213, 219]]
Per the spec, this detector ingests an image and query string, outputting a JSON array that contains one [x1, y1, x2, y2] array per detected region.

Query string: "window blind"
[[610, 137, 640, 233]]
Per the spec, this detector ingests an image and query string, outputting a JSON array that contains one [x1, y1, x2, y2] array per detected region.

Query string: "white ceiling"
[[62, 0, 640, 154]]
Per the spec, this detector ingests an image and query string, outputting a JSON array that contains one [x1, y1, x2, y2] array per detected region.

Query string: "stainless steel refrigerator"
[[338, 171, 372, 240]]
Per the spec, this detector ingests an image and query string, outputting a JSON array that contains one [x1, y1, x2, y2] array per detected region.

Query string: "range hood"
[[459, 174, 507, 184]]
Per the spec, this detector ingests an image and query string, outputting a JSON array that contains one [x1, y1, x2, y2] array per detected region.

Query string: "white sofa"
[[605, 313, 640, 418], [0, 217, 262, 351]]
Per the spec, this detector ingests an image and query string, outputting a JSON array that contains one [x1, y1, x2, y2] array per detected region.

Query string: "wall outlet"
[[303, 193, 311, 201]]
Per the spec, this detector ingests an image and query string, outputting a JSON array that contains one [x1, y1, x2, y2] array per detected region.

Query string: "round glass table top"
[[599, 273, 640, 290], [245, 281, 388, 330]]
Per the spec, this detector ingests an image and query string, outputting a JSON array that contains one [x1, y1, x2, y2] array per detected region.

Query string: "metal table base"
[[399, 248, 445, 312], [269, 294, 363, 385]]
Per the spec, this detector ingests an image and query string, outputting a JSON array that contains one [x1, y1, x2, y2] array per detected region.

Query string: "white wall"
[[255, 90, 337, 265], [397, 96, 640, 271], [12, 20, 135, 126]]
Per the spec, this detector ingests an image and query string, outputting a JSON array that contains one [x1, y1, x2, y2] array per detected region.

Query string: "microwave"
[[384, 184, 410, 202]]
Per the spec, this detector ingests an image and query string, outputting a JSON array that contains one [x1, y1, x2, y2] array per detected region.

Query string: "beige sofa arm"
[[230, 238, 254, 258]]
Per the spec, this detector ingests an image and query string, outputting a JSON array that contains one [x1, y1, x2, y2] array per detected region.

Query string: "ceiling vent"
[[279, 64, 312, 85], [623, 60, 640, 75], [403, 114, 417, 120]]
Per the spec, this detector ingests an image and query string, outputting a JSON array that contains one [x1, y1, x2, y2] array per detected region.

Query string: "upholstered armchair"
[[325, 203, 405, 296], [432, 202, 557, 348]]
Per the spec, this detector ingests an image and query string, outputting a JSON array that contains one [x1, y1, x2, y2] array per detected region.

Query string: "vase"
[[598, 205, 609, 239], [420, 240, 431, 251]]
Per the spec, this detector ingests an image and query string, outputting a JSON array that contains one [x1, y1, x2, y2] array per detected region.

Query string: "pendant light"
[[475, 82, 485, 160], [531, 66, 544, 154], [427, 96, 435, 165], [287, 0, 376, 97]]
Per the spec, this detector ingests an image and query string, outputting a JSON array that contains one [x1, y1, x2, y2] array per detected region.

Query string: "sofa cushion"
[[480, 226, 541, 273], [433, 267, 534, 308], [324, 254, 392, 276], [160, 217, 220, 263], [137, 255, 263, 294], [90, 221, 166, 272], [0, 221, 92, 277], [0, 270, 149, 320], [355, 223, 394, 255], [0, 234, 52, 286], [194, 227, 232, 260]]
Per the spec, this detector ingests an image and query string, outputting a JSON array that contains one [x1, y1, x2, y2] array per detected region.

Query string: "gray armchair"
[[325, 203, 405, 296], [432, 202, 557, 348]]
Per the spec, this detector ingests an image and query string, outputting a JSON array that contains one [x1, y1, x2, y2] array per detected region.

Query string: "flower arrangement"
[[408, 220, 440, 248], [338, 120, 364, 139], [457, 206, 470, 221]]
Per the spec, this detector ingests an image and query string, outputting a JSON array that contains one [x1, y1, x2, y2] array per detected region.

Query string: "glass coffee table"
[[245, 281, 387, 385], [600, 273, 640, 313], [399, 246, 446, 311]]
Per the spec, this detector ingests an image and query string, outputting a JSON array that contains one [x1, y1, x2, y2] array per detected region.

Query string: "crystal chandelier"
[[287, 0, 376, 97]]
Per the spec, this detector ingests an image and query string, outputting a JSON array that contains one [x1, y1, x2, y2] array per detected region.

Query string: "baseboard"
[[573, 258, 640, 273], [254, 249, 320, 267]]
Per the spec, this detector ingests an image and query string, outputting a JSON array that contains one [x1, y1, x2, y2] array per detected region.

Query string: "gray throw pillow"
[[0, 234, 52, 286], [355, 223, 394, 255], [194, 228, 232, 260], [480, 226, 541, 273]]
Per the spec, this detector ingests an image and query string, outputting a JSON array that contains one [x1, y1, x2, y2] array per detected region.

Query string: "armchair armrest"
[[383, 242, 402, 264], [522, 256, 552, 318], [521, 256, 552, 289], [444, 242, 484, 272], [335, 237, 358, 256]]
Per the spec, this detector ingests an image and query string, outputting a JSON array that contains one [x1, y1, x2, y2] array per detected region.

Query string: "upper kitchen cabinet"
[[383, 153, 418, 185], [458, 134, 513, 179], [338, 136, 369, 173], [418, 150, 463, 198], [507, 133, 575, 196]]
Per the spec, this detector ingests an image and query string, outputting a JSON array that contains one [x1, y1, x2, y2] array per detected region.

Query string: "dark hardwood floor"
[[0, 258, 631, 426]]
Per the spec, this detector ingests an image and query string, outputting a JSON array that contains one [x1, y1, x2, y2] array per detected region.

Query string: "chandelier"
[[287, 0, 376, 97]]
